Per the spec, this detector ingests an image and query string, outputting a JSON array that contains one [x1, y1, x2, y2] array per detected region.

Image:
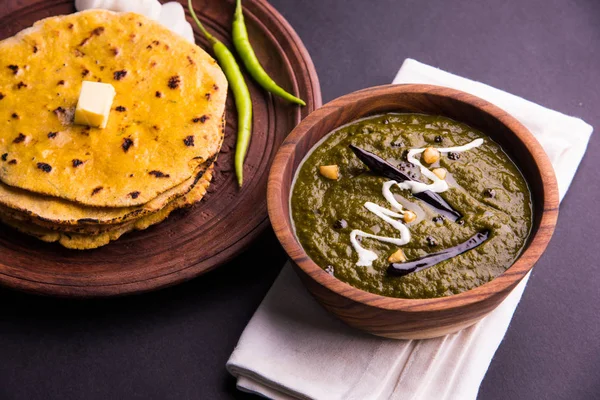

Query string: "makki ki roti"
[[0, 118, 222, 228], [0, 157, 215, 233], [0, 9, 227, 207], [0, 166, 214, 250]]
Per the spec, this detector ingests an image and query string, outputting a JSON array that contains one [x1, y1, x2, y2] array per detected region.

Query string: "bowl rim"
[[267, 84, 559, 312]]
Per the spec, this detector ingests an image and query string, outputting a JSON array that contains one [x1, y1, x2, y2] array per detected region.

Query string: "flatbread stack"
[[0, 10, 227, 249]]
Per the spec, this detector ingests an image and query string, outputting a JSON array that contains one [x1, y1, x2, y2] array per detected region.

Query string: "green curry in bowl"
[[291, 113, 532, 299]]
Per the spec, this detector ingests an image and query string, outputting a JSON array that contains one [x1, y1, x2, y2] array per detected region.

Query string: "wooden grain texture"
[[0, 0, 321, 297], [268, 84, 559, 339]]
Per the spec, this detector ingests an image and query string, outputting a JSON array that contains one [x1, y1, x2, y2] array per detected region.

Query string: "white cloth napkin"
[[226, 58, 593, 400]]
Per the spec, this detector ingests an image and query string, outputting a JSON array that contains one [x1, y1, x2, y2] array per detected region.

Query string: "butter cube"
[[74, 81, 116, 129]]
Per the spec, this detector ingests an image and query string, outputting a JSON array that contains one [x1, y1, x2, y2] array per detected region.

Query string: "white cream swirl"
[[350, 181, 411, 266], [398, 138, 484, 194], [350, 138, 484, 267]]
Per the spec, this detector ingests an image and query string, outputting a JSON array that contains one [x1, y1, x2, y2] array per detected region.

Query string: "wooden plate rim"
[[0, 0, 322, 297]]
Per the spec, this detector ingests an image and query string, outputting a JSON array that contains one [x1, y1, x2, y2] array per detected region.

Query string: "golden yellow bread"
[[0, 145, 217, 228], [0, 167, 214, 250], [0, 116, 224, 228], [0, 10, 227, 207], [0, 158, 214, 233]]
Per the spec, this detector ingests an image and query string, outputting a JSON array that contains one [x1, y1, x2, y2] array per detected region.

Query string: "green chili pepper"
[[232, 0, 306, 106], [188, 0, 253, 187]]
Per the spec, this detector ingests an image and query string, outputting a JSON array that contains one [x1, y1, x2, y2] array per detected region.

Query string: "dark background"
[[1, 0, 598, 399]]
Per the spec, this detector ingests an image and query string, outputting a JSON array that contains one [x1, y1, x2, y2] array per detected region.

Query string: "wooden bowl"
[[267, 84, 559, 339]]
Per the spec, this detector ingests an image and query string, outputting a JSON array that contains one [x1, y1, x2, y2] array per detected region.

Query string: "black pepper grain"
[[448, 152, 460, 160], [7, 65, 18, 74], [115, 106, 126, 112], [11, 113, 19, 119], [484, 188, 496, 198], [397, 162, 410, 171], [129, 191, 140, 199], [48, 132, 58, 139], [426, 236, 437, 247], [155, 91, 162, 98], [1, 153, 7, 161], [91, 186, 103, 196], [333, 219, 348, 229], [72, 159, 84, 167], [434, 135, 442, 143]]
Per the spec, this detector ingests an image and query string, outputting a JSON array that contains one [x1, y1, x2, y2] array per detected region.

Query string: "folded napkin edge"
[[395, 58, 594, 135]]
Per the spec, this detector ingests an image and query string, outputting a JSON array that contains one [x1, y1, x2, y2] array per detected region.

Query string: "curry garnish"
[[388, 231, 490, 277], [349, 144, 462, 221]]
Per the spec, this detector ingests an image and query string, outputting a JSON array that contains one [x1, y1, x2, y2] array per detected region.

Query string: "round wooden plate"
[[0, 0, 321, 297]]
